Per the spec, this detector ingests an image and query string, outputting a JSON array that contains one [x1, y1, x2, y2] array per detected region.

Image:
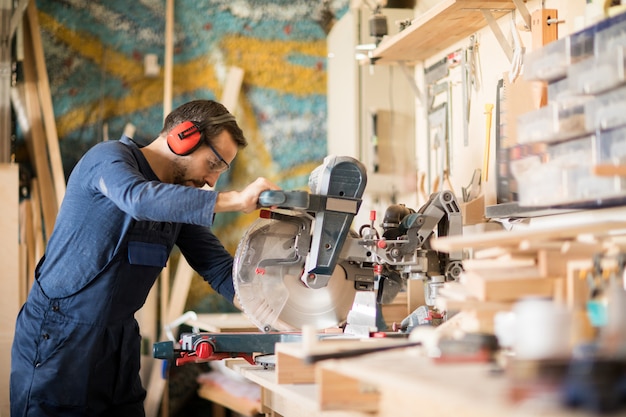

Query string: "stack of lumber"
[[432, 221, 626, 334]]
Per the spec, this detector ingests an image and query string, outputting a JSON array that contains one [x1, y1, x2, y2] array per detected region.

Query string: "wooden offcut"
[[275, 343, 317, 385], [461, 271, 555, 302], [316, 366, 379, 413]]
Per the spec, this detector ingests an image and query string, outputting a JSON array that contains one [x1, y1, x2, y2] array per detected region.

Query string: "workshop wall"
[[411, 0, 588, 209], [33, 0, 349, 254]]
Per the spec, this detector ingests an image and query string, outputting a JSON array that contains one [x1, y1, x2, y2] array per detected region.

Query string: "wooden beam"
[[0, 164, 20, 417], [221, 66, 244, 113], [22, 14, 57, 239], [26, 1, 65, 206], [0, 0, 13, 163], [163, 0, 173, 118], [433, 221, 626, 253], [29, 177, 44, 291]]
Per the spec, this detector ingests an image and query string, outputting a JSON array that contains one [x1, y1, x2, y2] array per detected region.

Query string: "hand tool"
[[483, 103, 494, 183]]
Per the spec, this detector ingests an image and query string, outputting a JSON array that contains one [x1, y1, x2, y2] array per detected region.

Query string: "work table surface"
[[227, 348, 597, 417]]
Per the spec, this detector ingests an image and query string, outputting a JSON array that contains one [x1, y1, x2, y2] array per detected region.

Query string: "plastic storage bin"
[[584, 85, 626, 132], [517, 99, 589, 144], [512, 135, 626, 207], [568, 45, 626, 95], [524, 27, 595, 82]]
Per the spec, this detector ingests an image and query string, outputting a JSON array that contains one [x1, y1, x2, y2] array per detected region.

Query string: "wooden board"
[[316, 351, 578, 417], [462, 271, 555, 302], [432, 221, 626, 253], [275, 344, 317, 385], [316, 367, 379, 413], [0, 164, 20, 417], [197, 377, 261, 417], [225, 360, 368, 417], [27, 1, 65, 206], [186, 313, 258, 333], [372, 0, 516, 64], [22, 15, 58, 240], [274, 338, 420, 385]]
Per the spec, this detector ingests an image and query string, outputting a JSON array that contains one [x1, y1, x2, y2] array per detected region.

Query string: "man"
[[10, 99, 280, 417]]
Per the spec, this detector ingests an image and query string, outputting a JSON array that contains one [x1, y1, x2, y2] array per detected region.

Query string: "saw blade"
[[233, 211, 356, 332]]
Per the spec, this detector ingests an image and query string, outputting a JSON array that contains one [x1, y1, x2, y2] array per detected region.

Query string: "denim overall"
[[11, 219, 179, 417]]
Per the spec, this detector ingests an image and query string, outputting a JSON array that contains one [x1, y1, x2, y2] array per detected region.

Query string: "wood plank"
[[316, 351, 578, 417], [188, 313, 258, 333], [565, 260, 593, 311], [19, 200, 32, 301], [316, 367, 379, 412], [28, 178, 44, 292], [372, 0, 516, 64], [276, 345, 317, 385], [432, 221, 626, 253], [461, 271, 555, 302], [221, 66, 244, 113], [274, 338, 420, 386], [22, 15, 57, 240], [26, 1, 65, 206], [0, 164, 20, 417], [197, 380, 260, 417], [226, 360, 368, 417]]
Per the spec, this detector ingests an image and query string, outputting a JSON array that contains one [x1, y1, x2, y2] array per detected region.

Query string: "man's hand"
[[214, 177, 280, 213]]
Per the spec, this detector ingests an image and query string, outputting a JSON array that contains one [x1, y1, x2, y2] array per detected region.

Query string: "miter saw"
[[154, 155, 464, 366]]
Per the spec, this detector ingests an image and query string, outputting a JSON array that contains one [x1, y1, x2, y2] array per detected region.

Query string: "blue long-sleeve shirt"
[[37, 135, 235, 309]]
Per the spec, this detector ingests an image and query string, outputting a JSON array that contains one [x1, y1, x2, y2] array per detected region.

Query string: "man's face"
[[172, 130, 238, 188]]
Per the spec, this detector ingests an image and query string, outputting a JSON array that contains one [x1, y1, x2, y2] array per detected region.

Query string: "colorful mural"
[[36, 0, 349, 254]]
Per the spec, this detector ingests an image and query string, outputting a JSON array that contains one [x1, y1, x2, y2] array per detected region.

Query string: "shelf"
[[371, 0, 517, 64]]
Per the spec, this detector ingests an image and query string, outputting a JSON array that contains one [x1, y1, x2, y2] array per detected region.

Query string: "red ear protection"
[[167, 121, 203, 156], [166, 113, 237, 156]]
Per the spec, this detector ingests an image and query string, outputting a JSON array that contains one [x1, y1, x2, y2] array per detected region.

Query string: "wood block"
[[275, 338, 417, 384], [461, 195, 485, 226], [531, 9, 559, 50], [462, 271, 555, 302], [316, 366, 379, 412], [407, 279, 425, 314], [565, 260, 594, 310], [436, 285, 512, 315], [27, 1, 66, 206], [462, 257, 541, 280], [381, 291, 409, 327], [275, 343, 317, 384]]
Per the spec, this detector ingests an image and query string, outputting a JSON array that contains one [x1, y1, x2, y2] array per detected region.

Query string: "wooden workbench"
[[226, 359, 369, 417], [226, 347, 595, 417]]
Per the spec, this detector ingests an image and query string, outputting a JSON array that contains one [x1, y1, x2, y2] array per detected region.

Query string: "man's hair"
[[161, 100, 247, 148]]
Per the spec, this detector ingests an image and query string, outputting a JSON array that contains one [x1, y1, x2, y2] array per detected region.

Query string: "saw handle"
[[258, 190, 309, 209]]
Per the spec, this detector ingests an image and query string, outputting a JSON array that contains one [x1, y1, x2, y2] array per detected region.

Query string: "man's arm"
[[214, 177, 280, 213]]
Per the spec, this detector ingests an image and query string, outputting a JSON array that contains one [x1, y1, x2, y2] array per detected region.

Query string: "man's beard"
[[171, 159, 187, 186]]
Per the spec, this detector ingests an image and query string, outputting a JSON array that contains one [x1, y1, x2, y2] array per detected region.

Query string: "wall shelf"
[[370, 0, 519, 64]]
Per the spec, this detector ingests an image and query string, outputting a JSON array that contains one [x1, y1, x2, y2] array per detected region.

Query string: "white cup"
[[513, 297, 572, 360]]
